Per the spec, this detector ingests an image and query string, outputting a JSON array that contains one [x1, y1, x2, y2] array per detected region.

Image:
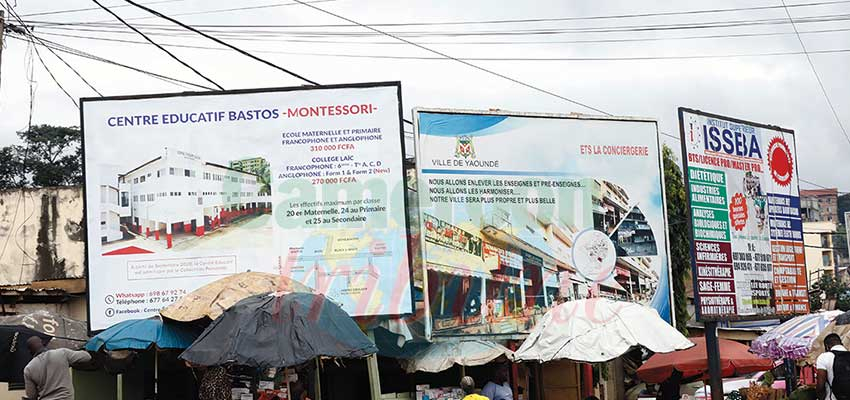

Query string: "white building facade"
[[106, 148, 270, 248]]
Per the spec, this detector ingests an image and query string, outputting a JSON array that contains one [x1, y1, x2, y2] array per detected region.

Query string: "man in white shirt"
[[482, 364, 513, 400], [816, 333, 846, 400]]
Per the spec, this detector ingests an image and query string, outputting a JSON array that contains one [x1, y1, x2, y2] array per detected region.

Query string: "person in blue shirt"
[[481, 364, 513, 400]]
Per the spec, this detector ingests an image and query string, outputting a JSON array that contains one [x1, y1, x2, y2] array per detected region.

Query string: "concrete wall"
[[0, 187, 85, 286]]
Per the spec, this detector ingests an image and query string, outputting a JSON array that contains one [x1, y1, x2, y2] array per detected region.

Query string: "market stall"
[[180, 292, 377, 400]]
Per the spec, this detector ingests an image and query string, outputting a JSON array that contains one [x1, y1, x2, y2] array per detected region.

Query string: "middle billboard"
[[414, 109, 673, 337]]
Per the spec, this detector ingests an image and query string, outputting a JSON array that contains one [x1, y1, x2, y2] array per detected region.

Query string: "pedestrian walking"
[[23, 336, 92, 400], [816, 333, 850, 400]]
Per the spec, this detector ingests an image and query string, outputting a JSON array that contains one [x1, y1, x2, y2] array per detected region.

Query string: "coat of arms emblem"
[[455, 135, 475, 159]]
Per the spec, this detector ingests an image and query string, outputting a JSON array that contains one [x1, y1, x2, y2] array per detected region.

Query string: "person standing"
[[460, 376, 489, 400], [482, 365, 513, 400], [817, 333, 850, 400], [23, 336, 92, 400]]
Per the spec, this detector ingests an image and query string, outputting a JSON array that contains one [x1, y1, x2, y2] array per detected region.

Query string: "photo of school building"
[[98, 147, 271, 251]]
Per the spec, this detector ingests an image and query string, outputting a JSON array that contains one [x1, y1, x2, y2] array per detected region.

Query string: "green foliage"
[[254, 162, 271, 195], [809, 290, 823, 311], [761, 370, 775, 387], [789, 386, 816, 400], [814, 275, 844, 300], [837, 289, 850, 311], [0, 125, 82, 190], [663, 144, 691, 335]]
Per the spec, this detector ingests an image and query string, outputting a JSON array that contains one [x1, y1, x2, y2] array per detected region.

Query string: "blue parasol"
[[86, 316, 197, 352]]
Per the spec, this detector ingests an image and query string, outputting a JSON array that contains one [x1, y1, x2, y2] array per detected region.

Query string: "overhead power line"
[[780, 0, 850, 149], [25, 31, 850, 61], [292, 0, 611, 116], [121, 0, 319, 85], [7, 33, 216, 90], [33, 25, 850, 47], [2, 3, 80, 108], [25, 11, 850, 37], [91, 0, 224, 90], [2, 3, 102, 96], [20, 0, 185, 17], [24, 0, 850, 28]]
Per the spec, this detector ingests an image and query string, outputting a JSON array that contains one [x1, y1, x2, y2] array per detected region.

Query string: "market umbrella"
[[0, 310, 88, 350], [180, 292, 377, 368], [0, 326, 51, 383], [750, 310, 842, 360], [86, 316, 199, 399], [160, 272, 312, 322], [637, 337, 774, 383], [806, 310, 850, 364], [85, 316, 197, 352], [514, 298, 693, 363], [403, 340, 514, 373]]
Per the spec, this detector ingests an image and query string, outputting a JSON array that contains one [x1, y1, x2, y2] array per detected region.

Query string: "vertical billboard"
[[414, 109, 673, 337], [679, 108, 808, 320], [82, 82, 410, 331]]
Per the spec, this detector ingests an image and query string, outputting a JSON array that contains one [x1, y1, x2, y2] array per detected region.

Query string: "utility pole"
[[0, 10, 5, 91]]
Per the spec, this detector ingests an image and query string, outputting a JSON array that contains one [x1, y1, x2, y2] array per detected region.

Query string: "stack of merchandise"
[[414, 385, 465, 400]]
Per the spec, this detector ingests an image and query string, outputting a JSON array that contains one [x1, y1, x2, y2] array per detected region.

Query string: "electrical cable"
[[23, 0, 850, 29], [20, 0, 185, 17], [3, 4, 103, 96], [292, 0, 611, 116], [25, 12, 850, 37], [90, 0, 224, 90], [122, 0, 319, 86], [7, 33, 215, 90], [15, 26, 79, 108], [32, 25, 850, 47], [780, 0, 850, 149], [28, 30, 850, 61]]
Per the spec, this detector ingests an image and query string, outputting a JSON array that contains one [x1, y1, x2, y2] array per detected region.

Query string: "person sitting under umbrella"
[[461, 376, 489, 400], [24, 336, 91, 400]]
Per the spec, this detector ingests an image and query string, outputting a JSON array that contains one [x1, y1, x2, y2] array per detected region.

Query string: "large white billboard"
[[414, 109, 673, 337], [679, 108, 808, 320], [82, 82, 411, 331]]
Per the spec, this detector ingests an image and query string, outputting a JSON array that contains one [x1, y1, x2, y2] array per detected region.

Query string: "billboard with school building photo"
[[83, 82, 411, 331], [413, 109, 673, 337]]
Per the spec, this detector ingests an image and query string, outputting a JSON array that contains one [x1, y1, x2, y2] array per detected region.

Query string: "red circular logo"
[[768, 136, 793, 187]]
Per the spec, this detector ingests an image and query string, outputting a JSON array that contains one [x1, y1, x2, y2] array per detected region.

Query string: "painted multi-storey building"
[[229, 156, 268, 175], [100, 148, 270, 249], [801, 188, 839, 223]]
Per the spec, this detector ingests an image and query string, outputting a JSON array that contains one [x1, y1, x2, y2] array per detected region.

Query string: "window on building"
[[824, 251, 833, 266], [133, 177, 138, 184], [147, 194, 154, 201], [140, 175, 146, 183], [139, 195, 145, 202], [822, 235, 831, 248], [198, 197, 203, 206], [121, 192, 129, 207]]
